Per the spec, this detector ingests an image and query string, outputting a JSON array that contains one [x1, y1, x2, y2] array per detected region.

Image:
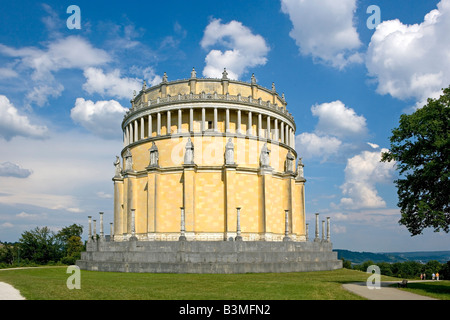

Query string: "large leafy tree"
[[381, 86, 450, 236]]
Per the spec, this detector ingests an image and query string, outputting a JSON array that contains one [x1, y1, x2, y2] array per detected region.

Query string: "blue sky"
[[0, 0, 449, 252]]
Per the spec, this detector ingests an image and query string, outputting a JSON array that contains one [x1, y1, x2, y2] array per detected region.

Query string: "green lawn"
[[398, 281, 450, 300], [0, 267, 374, 300], [2, 266, 447, 300]]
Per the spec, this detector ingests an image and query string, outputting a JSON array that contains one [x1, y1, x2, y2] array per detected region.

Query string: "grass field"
[[398, 281, 450, 300], [1, 266, 449, 301], [0, 266, 399, 300]]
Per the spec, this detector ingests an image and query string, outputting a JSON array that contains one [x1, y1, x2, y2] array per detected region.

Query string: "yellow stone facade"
[[113, 69, 306, 241]]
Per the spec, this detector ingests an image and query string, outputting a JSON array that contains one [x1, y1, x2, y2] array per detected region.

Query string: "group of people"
[[420, 272, 440, 280]]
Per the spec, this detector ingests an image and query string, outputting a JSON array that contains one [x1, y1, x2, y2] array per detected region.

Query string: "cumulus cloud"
[[0, 162, 32, 178], [296, 100, 367, 161], [200, 18, 270, 79], [311, 100, 367, 139], [366, 0, 450, 109], [296, 132, 342, 161], [70, 98, 127, 139], [82, 67, 143, 100], [281, 0, 362, 69], [0, 95, 48, 140], [339, 148, 395, 209]]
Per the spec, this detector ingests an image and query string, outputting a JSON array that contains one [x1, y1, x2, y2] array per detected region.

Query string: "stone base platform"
[[76, 239, 342, 273]]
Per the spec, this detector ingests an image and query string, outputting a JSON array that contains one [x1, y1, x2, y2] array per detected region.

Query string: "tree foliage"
[[0, 224, 85, 266], [381, 86, 450, 235], [347, 259, 447, 279]]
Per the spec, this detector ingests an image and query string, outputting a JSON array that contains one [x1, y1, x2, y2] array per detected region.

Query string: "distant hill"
[[334, 249, 450, 264]]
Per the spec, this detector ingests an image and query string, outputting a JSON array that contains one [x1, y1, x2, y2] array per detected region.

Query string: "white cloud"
[[296, 100, 367, 162], [0, 162, 32, 178], [0, 95, 48, 140], [0, 36, 111, 106], [0, 222, 13, 228], [281, 0, 362, 69], [26, 83, 64, 107], [311, 100, 367, 138], [70, 98, 127, 139], [366, 0, 450, 108], [296, 132, 342, 161], [339, 148, 395, 209], [0, 131, 121, 216], [200, 19, 270, 79], [0, 36, 110, 80], [16, 212, 38, 218], [82, 67, 147, 100], [0, 67, 19, 79], [96, 191, 113, 199]]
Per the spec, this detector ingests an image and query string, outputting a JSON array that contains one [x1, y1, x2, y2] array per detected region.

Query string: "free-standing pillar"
[[314, 213, 320, 242], [235, 207, 242, 241], [327, 217, 331, 242]]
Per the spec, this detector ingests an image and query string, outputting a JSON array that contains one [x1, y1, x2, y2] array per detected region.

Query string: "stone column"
[[88, 216, 92, 242], [99, 212, 104, 240], [285, 125, 289, 146], [281, 122, 284, 144], [214, 108, 218, 132], [267, 116, 271, 139], [129, 123, 133, 144], [134, 120, 138, 142], [189, 108, 194, 132], [326, 217, 331, 242], [258, 113, 262, 137], [235, 207, 242, 241], [125, 126, 130, 145], [179, 207, 186, 241], [201, 108, 205, 132], [148, 114, 152, 138], [93, 219, 97, 241], [225, 108, 230, 133], [178, 109, 182, 133], [248, 111, 252, 135], [291, 128, 295, 149], [314, 213, 320, 242], [141, 117, 145, 139], [167, 111, 171, 135], [283, 210, 291, 242], [237, 109, 241, 134], [110, 222, 114, 241], [305, 223, 309, 241], [322, 220, 325, 241], [157, 112, 161, 136], [274, 118, 278, 141]]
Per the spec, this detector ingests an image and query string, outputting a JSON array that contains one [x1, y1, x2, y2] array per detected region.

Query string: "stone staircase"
[[76, 240, 342, 273]]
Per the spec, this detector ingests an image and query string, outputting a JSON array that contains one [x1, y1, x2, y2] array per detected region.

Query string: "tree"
[[381, 86, 450, 236], [60, 235, 84, 265], [18, 226, 63, 264]]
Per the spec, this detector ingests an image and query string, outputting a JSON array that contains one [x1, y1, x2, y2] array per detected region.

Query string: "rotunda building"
[[112, 68, 307, 242]]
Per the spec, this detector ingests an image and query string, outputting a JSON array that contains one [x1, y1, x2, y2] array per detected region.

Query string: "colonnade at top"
[[123, 106, 296, 150]]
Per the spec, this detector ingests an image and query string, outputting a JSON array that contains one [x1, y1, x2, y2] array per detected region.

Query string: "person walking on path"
[[436, 272, 439, 281]]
